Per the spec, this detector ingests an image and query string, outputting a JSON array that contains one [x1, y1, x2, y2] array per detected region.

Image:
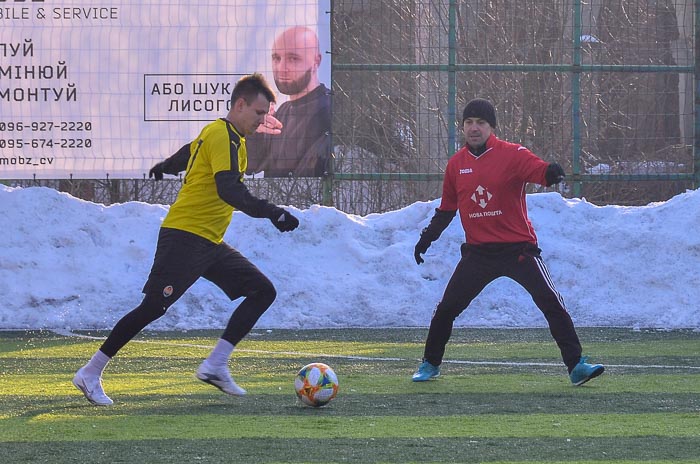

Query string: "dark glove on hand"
[[545, 162, 566, 186], [149, 162, 165, 181], [413, 208, 457, 265], [270, 208, 299, 232], [414, 236, 431, 265]]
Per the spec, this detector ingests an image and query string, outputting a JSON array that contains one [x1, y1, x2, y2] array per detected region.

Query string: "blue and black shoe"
[[569, 356, 605, 386], [412, 360, 440, 382]]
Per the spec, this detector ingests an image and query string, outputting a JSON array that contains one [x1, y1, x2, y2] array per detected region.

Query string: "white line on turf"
[[52, 329, 700, 370]]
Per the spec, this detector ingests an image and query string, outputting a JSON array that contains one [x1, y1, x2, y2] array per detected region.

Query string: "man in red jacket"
[[412, 98, 604, 386]]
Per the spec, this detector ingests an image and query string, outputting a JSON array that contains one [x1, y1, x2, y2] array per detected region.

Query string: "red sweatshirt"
[[439, 133, 549, 245]]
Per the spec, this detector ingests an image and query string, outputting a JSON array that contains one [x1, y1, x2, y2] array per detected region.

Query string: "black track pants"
[[422, 243, 582, 372]]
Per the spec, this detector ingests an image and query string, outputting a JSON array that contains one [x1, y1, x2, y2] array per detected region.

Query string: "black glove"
[[414, 237, 431, 265], [149, 162, 165, 181], [270, 208, 299, 232], [413, 208, 456, 265], [545, 162, 566, 186]]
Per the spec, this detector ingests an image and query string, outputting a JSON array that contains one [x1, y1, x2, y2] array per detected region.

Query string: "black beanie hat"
[[462, 98, 497, 127]]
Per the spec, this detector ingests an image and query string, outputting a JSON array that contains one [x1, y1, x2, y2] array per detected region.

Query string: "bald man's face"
[[271, 28, 320, 97]]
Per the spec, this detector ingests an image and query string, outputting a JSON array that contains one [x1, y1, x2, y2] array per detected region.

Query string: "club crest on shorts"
[[162, 285, 174, 298]]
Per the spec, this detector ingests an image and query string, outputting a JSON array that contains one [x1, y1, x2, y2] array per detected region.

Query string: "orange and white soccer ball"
[[294, 362, 339, 407]]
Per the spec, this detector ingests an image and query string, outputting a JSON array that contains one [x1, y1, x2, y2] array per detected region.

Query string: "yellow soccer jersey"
[[161, 118, 247, 243]]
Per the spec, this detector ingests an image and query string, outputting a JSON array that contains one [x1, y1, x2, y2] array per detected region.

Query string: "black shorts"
[[142, 227, 270, 307]]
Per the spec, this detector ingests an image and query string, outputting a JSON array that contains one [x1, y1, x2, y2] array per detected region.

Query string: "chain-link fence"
[[330, 0, 698, 213], [4, 0, 698, 214]]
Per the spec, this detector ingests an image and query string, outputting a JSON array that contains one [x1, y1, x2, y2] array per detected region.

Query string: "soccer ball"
[[294, 362, 339, 407]]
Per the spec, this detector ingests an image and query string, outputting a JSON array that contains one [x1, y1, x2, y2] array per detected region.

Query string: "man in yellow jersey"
[[73, 73, 299, 405]]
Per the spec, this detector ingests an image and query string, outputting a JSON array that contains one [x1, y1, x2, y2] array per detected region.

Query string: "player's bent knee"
[[533, 293, 566, 315], [432, 301, 463, 322], [258, 280, 277, 306], [139, 293, 171, 320], [248, 276, 277, 307]]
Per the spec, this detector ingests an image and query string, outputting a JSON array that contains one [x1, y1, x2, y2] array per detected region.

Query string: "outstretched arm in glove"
[[545, 162, 566, 187], [214, 170, 299, 233], [149, 143, 192, 180]]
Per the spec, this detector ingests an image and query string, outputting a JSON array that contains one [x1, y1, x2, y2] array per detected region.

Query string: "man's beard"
[[274, 68, 312, 96]]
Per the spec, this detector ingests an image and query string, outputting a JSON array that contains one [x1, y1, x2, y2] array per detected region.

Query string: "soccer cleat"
[[569, 356, 605, 386], [72, 367, 114, 406], [412, 360, 440, 382], [195, 360, 247, 396]]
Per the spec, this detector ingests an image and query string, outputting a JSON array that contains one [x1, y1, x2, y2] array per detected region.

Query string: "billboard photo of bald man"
[[246, 26, 332, 178]]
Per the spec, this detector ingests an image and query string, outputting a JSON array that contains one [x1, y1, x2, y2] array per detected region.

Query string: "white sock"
[[82, 350, 111, 376], [206, 339, 234, 367]]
